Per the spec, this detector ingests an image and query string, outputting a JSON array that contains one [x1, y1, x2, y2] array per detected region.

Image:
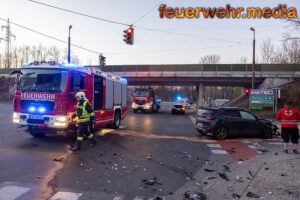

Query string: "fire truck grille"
[[135, 99, 146, 104], [21, 100, 55, 111], [27, 119, 44, 124]]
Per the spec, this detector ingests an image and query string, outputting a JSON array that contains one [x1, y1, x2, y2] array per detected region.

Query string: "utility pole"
[[250, 27, 256, 89], [68, 25, 72, 63], [1, 19, 15, 69]]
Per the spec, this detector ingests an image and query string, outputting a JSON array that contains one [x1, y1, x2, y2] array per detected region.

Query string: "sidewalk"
[[240, 158, 300, 200]]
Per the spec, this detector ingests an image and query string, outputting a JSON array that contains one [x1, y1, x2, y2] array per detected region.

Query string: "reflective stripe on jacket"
[[276, 107, 300, 128]]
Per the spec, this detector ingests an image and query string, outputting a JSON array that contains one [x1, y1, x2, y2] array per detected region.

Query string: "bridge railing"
[[101, 64, 300, 73]]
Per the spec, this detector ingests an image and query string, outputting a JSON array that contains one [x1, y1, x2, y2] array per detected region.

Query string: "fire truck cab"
[[132, 88, 160, 113], [12, 61, 127, 137]]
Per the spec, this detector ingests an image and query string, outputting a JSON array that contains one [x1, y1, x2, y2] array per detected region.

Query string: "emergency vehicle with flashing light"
[[11, 61, 127, 137]]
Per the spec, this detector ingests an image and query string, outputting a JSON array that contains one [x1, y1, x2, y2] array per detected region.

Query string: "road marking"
[[211, 150, 227, 154], [0, 185, 31, 200], [49, 192, 83, 200], [218, 141, 260, 162], [113, 196, 124, 200], [207, 144, 221, 148], [268, 142, 282, 145], [133, 197, 145, 200]]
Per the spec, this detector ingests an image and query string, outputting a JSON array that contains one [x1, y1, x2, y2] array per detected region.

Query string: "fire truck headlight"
[[54, 122, 67, 127], [132, 103, 136, 108], [13, 112, 18, 119], [13, 112, 20, 123], [29, 106, 36, 112], [56, 116, 67, 122], [146, 103, 151, 109], [38, 107, 46, 113]]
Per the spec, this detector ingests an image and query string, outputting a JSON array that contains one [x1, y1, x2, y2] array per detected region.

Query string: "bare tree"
[[199, 54, 221, 64], [238, 56, 248, 64], [48, 46, 61, 62], [260, 39, 275, 64]]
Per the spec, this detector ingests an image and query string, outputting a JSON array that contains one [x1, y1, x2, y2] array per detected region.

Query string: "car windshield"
[[174, 105, 183, 108], [17, 69, 68, 93], [134, 90, 148, 97]]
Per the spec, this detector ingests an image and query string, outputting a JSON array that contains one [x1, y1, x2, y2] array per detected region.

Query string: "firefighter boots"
[[71, 141, 82, 151]]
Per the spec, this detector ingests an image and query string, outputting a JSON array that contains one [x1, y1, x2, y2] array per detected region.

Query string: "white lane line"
[[211, 150, 227, 154], [49, 192, 82, 200], [0, 185, 31, 200], [268, 142, 282, 145], [247, 145, 262, 154], [207, 144, 221, 148], [113, 196, 124, 200]]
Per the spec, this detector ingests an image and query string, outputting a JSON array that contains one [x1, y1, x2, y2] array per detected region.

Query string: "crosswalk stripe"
[[211, 150, 227, 154], [49, 192, 83, 200], [113, 196, 124, 200], [0, 185, 31, 200], [268, 142, 282, 145], [207, 144, 221, 148]]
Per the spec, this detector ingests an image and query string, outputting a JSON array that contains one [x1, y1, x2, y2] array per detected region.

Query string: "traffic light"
[[245, 88, 250, 95], [99, 54, 106, 67], [123, 27, 134, 45]]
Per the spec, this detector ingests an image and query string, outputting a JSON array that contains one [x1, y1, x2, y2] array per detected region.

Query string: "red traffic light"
[[245, 89, 250, 94], [127, 28, 133, 34]]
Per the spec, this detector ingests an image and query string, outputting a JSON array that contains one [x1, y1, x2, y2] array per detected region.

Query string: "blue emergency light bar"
[[61, 63, 84, 68], [22, 62, 33, 67]]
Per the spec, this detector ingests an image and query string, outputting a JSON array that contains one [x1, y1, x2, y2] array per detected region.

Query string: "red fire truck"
[[12, 61, 127, 137], [132, 88, 160, 113]]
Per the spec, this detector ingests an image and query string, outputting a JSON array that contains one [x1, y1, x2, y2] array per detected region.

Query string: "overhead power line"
[[28, 0, 244, 44], [28, 0, 131, 26], [0, 17, 99, 55], [131, 0, 164, 25]]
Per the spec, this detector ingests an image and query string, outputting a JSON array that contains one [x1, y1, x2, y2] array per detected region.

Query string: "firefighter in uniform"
[[71, 92, 96, 151], [276, 100, 300, 154]]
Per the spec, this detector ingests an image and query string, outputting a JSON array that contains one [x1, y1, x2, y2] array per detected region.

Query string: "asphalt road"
[[0, 103, 211, 200], [0, 102, 286, 200]]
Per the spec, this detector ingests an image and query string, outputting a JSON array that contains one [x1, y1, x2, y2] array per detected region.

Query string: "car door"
[[239, 110, 262, 135], [221, 109, 244, 135]]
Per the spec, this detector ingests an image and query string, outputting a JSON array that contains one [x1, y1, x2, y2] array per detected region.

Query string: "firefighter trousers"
[[77, 122, 94, 141]]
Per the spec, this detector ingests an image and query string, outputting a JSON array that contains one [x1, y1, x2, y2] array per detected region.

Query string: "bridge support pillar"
[[197, 83, 204, 109]]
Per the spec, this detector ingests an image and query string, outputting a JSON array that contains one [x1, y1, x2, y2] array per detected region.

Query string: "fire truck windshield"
[[134, 91, 148, 97], [17, 69, 68, 93]]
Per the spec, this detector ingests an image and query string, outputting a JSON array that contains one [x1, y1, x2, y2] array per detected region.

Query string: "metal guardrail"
[[100, 64, 300, 73], [0, 64, 299, 74]]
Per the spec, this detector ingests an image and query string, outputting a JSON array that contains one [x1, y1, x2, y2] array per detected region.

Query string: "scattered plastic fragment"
[[53, 157, 64, 162], [184, 191, 207, 200], [232, 193, 241, 198], [218, 172, 230, 181], [145, 156, 152, 160], [249, 170, 254, 178], [265, 167, 269, 170], [246, 192, 260, 198], [223, 165, 230, 172], [143, 177, 158, 185], [204, 169, 216, 172], [268, 192, 273, 195]]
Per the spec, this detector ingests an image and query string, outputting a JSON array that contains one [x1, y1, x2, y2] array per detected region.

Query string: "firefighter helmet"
[[75, 92, 87, 100]]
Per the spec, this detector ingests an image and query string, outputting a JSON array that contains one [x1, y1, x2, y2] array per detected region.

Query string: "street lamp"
[[250, 27, 255, 89], [68, 25, 72, 64]]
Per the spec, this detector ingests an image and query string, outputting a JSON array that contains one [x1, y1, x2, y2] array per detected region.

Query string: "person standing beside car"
[[276, 100, 300, 154]]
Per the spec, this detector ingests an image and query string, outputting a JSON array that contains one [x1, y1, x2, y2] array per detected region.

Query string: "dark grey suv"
[[195, 107, 276, 140]]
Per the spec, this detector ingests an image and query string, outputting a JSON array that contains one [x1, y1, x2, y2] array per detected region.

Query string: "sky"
[[0, 0, 299, 65]]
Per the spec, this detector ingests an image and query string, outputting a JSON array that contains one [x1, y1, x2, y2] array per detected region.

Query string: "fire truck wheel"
[[133, 109, 137, 113], [29, 131, 45, 138], [112, 111, 121, 129]]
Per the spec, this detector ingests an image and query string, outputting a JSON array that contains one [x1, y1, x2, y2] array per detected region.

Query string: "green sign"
[[250, 96, 274, 101], [250, 104, 262, 110]]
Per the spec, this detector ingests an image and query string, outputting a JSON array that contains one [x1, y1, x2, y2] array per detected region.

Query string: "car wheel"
[[133, 109, 137, 113], [213, 126, 228, 140], [262, 124, 273, 138]]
